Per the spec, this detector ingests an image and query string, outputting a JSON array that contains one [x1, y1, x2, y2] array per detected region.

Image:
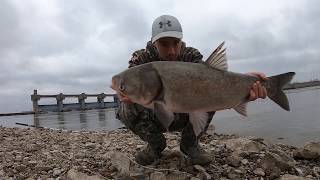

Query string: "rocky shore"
[[0, 126, 319, 180]]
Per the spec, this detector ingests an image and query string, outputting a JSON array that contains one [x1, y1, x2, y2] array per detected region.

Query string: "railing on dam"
[[31, 90, 118, 113]]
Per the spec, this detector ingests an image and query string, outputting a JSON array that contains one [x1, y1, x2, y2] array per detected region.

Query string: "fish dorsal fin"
[[233, 102, 248, 116], [205, 41, 228, 70], [189, 112, 210, 136]]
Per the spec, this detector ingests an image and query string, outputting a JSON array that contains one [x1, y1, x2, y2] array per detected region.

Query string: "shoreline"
[[0, 126, 319, 179]]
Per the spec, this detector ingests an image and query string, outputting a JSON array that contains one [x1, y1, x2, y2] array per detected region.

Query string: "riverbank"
[[0, 126, 319, 179]]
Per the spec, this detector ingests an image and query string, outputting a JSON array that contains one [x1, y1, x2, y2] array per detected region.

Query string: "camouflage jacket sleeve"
[[179, 46, 203, 63], [128, 49, 152, 68]]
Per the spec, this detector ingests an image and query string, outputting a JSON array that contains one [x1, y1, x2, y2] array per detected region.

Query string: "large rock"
[[294, 142, 320, 159], [259, 151, 296, 177], [313, 166, 320, 177], [67, 168, 104, 180], [227, 152, 242, 167], [166, 172, 189, 180], [107, 151, 131, 175], [279, 174, 313, 180], [150, 172, 166, 180], [253, 168, 265, 176], [193, 165, 211, 180], [217, 137, 265, 153]]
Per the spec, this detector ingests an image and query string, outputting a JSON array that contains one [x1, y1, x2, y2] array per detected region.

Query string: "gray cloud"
[[0, 0, 319, 113]]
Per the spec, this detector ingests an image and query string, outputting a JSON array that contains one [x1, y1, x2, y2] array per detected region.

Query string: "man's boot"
[[180, 143, 212, 165], [180, 120, 213, 165], [135, 144, 162, 165]]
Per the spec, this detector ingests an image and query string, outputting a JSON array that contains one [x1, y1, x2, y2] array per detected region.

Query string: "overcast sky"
[[1, 0, 319, 113]]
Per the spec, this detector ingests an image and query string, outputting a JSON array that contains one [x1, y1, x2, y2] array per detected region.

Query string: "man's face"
[[153, 37, 182, 61]]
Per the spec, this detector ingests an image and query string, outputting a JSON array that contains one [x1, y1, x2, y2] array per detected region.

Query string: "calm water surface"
[[1, 86, 319, 147]]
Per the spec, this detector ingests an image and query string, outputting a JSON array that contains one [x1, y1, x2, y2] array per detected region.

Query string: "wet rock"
[[259, 151, 295, 174], [15, 164, 27, 172], [294, 167, 304, 176], [190, 177, 201, 180], [306, 175, 314, 179], [52, 169, 62, 177], [227, 152, 242, 167], [241, 159, 249, 165], [136, 144, 144, 149], [85, 142, 97, 148], [15, 155, 23, 162], [193, 165, 206, 172], [227, 172, 240, 179], [27, 160, 38, 166], [294, 142, 320, 159], [269, 167, 281, 179], [67, 168, 104, 180], [35, 165, 53, 172], [271, 148, 296, 166], [108, 151, 131, 175], [313, 166, 320, 177], [129, 172, 147, 179], [166, 172, 189, 180], [103, 139, 111, 148], [253, 168, 265, 176], [150, 171, 166, 180], [0, 169, 4, 177], [217, 137, 265, 153], [194, 165, 211, 180], [279, 174, 313, 180]]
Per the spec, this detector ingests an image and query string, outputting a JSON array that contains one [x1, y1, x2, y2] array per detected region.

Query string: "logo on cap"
[[159, 21, 172, 28]]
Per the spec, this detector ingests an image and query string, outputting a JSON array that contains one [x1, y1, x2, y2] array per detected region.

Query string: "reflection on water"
[[0, 86, 319, 146], [35, 109, 123, 131], [0, 108, 123, 131]]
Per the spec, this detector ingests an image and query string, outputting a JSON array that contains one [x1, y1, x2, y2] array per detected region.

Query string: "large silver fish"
[[111, 42, 295, 136]]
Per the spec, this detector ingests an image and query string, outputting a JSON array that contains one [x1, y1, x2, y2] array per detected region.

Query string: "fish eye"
[[119, 84, 125, 91]]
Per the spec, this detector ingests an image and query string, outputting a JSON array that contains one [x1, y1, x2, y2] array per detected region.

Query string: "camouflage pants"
[[116, 102, 215, 154]]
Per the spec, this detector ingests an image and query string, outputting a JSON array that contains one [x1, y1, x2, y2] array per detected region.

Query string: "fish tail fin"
[[266, 72, 295, 111]]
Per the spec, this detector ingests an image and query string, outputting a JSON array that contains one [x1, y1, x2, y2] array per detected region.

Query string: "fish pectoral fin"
[[154, 103, 174, 131], [189, 112, 210, 137], [205, 41, 228, 70], [233, 102, 248, 116]]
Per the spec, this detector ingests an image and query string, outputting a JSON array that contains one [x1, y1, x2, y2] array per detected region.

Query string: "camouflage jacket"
[[117, 41, 207, 131], [128, 41, 203, 67]]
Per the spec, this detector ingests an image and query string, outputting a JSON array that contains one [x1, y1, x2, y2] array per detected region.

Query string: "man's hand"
[[247, 72, 268, 101]]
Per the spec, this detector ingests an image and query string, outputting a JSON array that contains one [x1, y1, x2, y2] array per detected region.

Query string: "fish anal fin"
[[189, 112, 209, 136], [233, 102, 248, 116]]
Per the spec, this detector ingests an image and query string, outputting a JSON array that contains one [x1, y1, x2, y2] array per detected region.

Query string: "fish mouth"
[[111, 75, 132, 102], [110, 82, 130, 102]]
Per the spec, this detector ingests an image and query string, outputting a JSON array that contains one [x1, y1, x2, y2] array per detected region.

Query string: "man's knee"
[[117, 102, 166, 150]]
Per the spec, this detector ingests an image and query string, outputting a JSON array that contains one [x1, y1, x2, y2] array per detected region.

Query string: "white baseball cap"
[[151, 15, 183, 43]]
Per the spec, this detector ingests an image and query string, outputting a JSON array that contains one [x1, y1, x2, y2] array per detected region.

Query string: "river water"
[[1, 86, 319, 147]]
